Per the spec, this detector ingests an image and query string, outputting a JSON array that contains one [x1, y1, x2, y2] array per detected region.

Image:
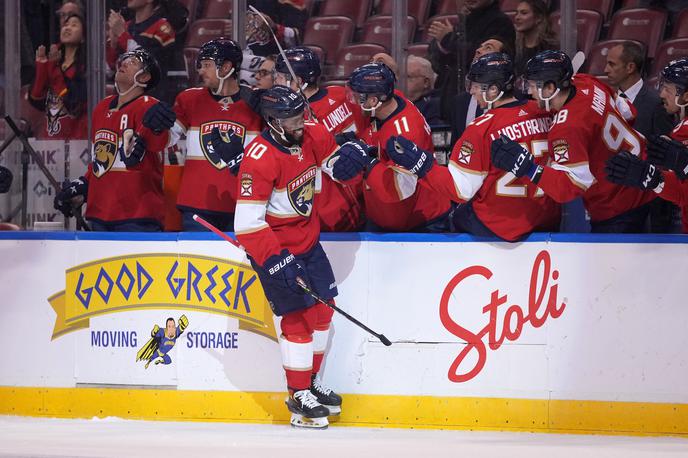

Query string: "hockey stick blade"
[[296, 278, 392, 346], [194, 213, 392, 346], [571, 51, 585, 75]]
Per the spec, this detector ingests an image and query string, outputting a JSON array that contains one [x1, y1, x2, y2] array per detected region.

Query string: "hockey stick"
[[571, 51, 585, 74], [192, 213, 392, 346], [247, 5, 317, 122]]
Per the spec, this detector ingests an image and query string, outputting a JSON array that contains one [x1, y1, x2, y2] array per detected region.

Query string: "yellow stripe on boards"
[[0, 387, 686, 436]]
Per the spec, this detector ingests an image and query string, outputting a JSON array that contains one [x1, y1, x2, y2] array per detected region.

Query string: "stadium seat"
[[584, 39, 645, 75], [607, 8, 667, 58], [435, 0, 456, 15], [302, 16, 355, 64], [652, 39, 688, 77], [504, 10, 516, 22], [620, 0, 644, 8], [550, 10, 602, 56], [361, 16, 418, 49], [499, 0, 520, 11], [185, 19, 232, 47], [317, 0, 372, 28], [673, 8, 688, 38], [201, 0, 232, 18], [330, 43, 387, 80], [178, 0, 198, 21], [576, 0, 614, 21], [421, 14, 460, 42], [183, 47, 201, 85], [377, 0, 431, 25], [408, 43, 429, 58]]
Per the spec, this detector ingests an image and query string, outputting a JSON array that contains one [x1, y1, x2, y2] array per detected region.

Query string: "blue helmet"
[[348, 63, 395, 102], [275, 47, 322, 85], [260, 85, 306, 122], [467, 52, 514, 92], [197, 38, 243, 71], [525, 50, 573, 89], [661, 58, 688, 94]]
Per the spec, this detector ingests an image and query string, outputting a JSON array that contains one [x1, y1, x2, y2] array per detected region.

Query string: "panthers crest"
[[199, 121, 246, 170], [92, 129, 118, 177], [288, 167, 316, 217]]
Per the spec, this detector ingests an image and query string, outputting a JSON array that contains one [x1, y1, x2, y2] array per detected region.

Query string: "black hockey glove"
[[491, 134, 539, 180], [210, 127, 244, 175], [605, 151, 664, 190], [647, 134, 688, 180], [54, 176, 88, 217], [119, 131, 147, 167], [142, 101, 176, 134], [334, 131, 358, 146], [332, 140, 378, 181], [0, 166, 13, 193], [386, 135, 434, 178], [263, 249, 308, 294]]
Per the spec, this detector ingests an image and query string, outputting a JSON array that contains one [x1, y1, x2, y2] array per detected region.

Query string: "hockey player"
[[490, 50, 656, 232], [166, 38, 264, 231], [274, 46, 364, 231], [331, 63, 453, 231], [235, 86, 353, 429], [606, 58, 688, 233], [54, 49, 174, 231], [386, 53, 559, 241]]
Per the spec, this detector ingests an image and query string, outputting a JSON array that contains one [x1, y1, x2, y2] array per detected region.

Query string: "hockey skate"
[[285, 389, 329, 429], [310, 375, 342, 415]]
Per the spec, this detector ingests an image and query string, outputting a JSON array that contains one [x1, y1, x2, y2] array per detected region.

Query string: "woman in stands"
[[29, 12, 88, 140], [513, 0, 557, 79]]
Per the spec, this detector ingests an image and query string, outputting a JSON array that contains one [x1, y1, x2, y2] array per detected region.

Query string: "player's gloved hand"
[[605, 150, 664, 190], [178, 315, 188, 332], [142, 101, 176, 134], [332, 140, 378, 181], [54, 176, 88, 217], [210, 127, 244, 175], [263, 249, 308, 294], [647, 134, 688, 180], [491, 134, 537, 179], [334, 131, 358, 146], [0, 165, 13, 193], [151, 324, 160, 337], [386, 135, 434, 178], [119, 130, 147, 167]]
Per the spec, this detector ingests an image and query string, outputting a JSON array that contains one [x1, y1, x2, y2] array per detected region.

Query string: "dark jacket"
[[428, 1, 515, 120], [631, 81, 674, 139]]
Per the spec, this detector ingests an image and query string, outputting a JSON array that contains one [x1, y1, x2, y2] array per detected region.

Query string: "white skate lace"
[[294, 389, 321, 409], [312, 378, 332, 396]]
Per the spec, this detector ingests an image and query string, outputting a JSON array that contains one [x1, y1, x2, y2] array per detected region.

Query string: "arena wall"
[[1, 232, 687, 435]]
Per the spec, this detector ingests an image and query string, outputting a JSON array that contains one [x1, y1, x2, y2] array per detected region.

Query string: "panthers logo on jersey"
[[92, 129, 118, 177], [288, 166, 317, 217], [199, 121, 246, 170]]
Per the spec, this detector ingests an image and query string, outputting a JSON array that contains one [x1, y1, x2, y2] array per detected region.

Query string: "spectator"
[[605, 41, 679, 233], [106, 0, 182, 103], [406, 56, 443, 126], [29, 13, 88, 140], [428, 0, 515, 121], [250, 0, 307, 47], [56, 0, 84, 27], [513, 0, 557, 78], [371, 52, 399, 74]]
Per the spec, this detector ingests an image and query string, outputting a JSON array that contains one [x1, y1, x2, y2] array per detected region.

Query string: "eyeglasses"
[[256, 69, 275, 78], [407, 74, 426, 79]]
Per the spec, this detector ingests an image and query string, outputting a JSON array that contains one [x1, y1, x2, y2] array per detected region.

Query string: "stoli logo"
[[439, 250, 566, 383]]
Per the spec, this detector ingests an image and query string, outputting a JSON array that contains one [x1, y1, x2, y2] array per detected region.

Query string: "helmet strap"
[[537, 86, 560, 112], [675, 94, 688, 119], [482, 89, 504, 112], [213, 66, 236, 96], [115, 69, 146, 97], [361, 95, 383, 118]]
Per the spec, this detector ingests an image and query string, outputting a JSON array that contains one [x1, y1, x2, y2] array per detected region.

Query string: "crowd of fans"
[[5, 0, 688, 236]]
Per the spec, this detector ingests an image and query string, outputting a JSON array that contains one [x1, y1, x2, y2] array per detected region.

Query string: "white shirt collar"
[[620, 78, 643, 103]]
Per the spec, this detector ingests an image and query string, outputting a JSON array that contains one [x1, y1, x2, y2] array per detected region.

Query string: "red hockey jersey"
[[235, 122, 338, 265], [309, 86, 365, 231], [536, 74, 655, 222], [358, 94, 452, 231], [422, 100, 560, 241], [171, 88, 264, 214], [85, 94, 169, 225], [655, 118, 688, 233]]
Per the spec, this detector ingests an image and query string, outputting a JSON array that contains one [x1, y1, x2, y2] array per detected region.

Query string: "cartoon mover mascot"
[[137, 315, 188, 369]]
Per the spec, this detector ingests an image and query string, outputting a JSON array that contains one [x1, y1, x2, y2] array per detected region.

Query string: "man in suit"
[[605, 41, 679, 232]]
